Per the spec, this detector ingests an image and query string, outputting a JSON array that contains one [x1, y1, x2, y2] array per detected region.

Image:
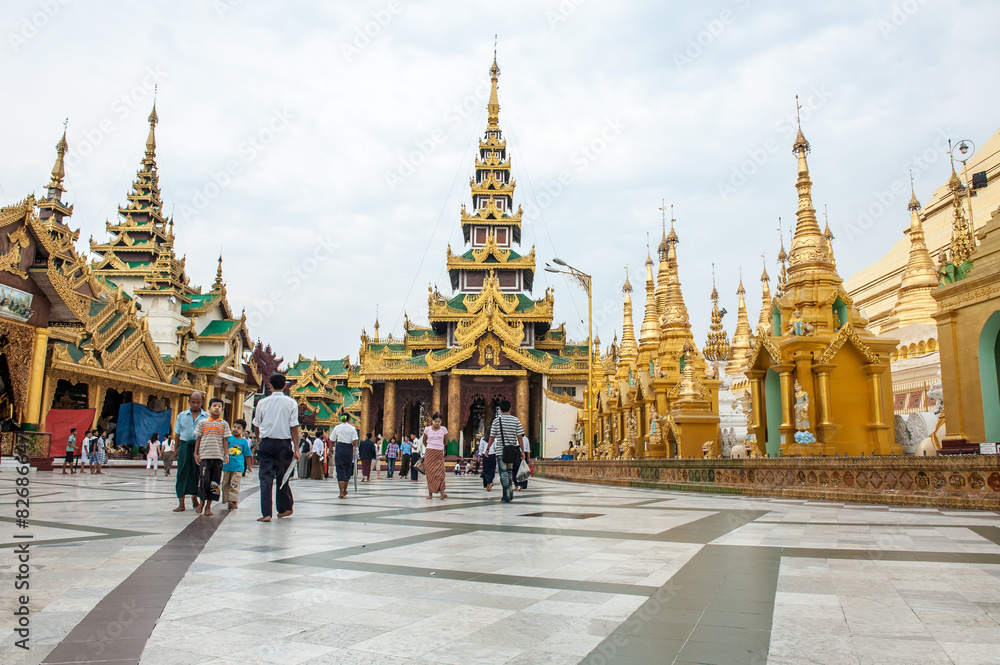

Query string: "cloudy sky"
[[3, 0, 999, 364]]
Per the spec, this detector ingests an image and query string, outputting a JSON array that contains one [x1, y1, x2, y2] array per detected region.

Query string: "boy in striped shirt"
[[193, 398, 231, 516]]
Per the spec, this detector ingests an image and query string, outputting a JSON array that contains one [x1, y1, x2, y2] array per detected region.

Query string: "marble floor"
[[1, 467, 1000, 664]]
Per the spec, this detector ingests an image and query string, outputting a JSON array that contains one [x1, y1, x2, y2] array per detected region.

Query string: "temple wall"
[[534, 457, 1000, 510]]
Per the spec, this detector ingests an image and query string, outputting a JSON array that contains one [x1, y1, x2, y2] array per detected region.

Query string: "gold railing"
[[0, 431, 52, 457]]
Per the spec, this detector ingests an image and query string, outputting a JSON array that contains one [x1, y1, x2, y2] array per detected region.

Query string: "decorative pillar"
[[24, 327, 49, 426], [432, 376, 442, 415], [234, 389, 245, 422], [811, 363, 836, 442], [39, 374, 57, 432], [447, 374, 461, 442], [360, 388, 371, 437], [774, 363, 796, 449], [383, 381, 397, 439], [87, 382, 107, 429], [516, 373, 529, 432], [746, 369, 764, 429], [864, 364, 894, 454]]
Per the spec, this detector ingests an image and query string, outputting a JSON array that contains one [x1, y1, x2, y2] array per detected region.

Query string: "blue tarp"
[[116, 403, 172, 449]]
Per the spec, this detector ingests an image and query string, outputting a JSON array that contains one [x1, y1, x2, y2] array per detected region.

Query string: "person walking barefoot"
[[146, 433, 161, 477], [173, 392, 208, 512], [422, 413, 448, 500]]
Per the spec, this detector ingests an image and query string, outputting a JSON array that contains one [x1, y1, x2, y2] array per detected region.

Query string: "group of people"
[[171, 392, 255, 517], [158, 376, 533, 522], [60, 428, 112, 475]]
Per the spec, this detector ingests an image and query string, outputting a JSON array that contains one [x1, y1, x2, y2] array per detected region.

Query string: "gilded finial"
[[792, 95, 810, 154], [737, 268, 745, 294], [47, 119, 69, 190], [823, 205, 834, 242], [622, 264, 632, 293], [907, 170, 921, 212], [760, 252, 769, 281], [213, 254, 224, 290]]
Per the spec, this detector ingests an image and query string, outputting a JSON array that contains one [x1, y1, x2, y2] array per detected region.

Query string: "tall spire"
[[776, 218, 788, 295], [47, 120, 69, 193], [639, 254, 660, 351], [787, 95, 836, 280], [728, 271, 752, 374], [487, 41, 501, 131], [757, 253, 772, 334], [655, 201, 671, 319], [146, 93, 158, 158], [213, 255, 225, 292], [883, 175, 940, 330], [619, 266, 638, 366], [661, 215, 687, 328]]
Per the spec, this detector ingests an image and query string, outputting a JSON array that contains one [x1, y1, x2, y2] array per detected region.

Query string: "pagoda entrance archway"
[[764, 368, 781, 457], [462, 391, 511, 457], [978, 311, 1000, 442]]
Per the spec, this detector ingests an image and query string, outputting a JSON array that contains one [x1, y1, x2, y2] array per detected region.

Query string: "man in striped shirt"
[[487, 399, 524, 503]]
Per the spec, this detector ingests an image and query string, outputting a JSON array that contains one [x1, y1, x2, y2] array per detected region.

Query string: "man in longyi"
[[173, 391, 208, 512]]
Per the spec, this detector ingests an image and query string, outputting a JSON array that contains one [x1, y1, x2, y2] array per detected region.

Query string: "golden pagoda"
[[881, 180, 940, 332], [728, 273, 752, 374], [0, 128, 194, 433], [286, 356, 363, 432], [594, 211, 719, 460], [88, 104, 253, 419], [746, 109, 900, 457], [756, 256, 772, 335], [357, 56, 588, 455]]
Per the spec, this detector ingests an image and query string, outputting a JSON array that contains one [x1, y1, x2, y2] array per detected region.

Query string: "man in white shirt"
[[330, 413, 359, 498], [252, 374, 300, 522], [479, 435, 497, 492], [309, 435, 326, 480]]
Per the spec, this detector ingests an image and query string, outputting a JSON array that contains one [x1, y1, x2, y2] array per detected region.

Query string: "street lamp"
[[949, 138, 977, 241], [545, 259, 595, 460]]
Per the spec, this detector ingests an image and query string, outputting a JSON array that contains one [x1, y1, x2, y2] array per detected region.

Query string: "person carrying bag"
[[488, 400, 524, 503]]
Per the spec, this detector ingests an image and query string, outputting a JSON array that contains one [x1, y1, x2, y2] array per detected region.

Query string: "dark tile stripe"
[[584, 545, 780, 665], [274, 556, 658, 596], [651, 509, 770, 544], [41, 487, 258, 665]]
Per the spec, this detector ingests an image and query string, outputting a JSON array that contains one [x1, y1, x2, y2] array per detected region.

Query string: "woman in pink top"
[[422, 413, 448, 499]]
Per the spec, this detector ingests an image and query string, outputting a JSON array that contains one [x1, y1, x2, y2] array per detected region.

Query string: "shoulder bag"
[[499, 415, 521, 465]]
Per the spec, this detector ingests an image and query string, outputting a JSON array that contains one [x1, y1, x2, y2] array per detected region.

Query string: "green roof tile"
[[191, 355, 225, 368], [199, 319, 237, 337]]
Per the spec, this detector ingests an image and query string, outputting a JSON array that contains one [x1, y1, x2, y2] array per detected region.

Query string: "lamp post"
[[545, 259, 594, 460], [949, 138, 977, 248]]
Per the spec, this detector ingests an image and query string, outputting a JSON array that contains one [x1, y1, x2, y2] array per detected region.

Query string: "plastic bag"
[[515, 462, 531, 483]]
